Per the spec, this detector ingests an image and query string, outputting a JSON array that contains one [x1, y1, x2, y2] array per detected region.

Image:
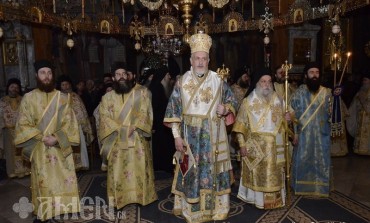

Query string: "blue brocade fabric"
[[290, 85, 332, 197]]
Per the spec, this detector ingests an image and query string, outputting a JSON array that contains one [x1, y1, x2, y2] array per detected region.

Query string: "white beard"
[[255, 85, 273, 101]]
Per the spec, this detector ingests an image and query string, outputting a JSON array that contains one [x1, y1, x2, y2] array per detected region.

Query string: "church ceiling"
[[0, 0, 368, 36]]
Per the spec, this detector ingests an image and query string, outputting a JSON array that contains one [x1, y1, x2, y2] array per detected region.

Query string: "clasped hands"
[[42, 135, 57, 147], [216, 104, 230, 117]]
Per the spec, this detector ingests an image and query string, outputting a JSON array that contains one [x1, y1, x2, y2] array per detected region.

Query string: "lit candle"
[[53, 0, 56, 13], [339, 52, 351, 85], [334, 53, 337, 86], [346, 52, 351, 73], [278, 0, 281, 14]]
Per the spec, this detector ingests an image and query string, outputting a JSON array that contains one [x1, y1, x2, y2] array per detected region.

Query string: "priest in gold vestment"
[[0, 78, 30, 178], [99, 62, 157, 210], [273, 66, 296, 160], [57, 75, 95, 170], [232, 68, 289, 209], [14, 60, 80, 222], [273, 66, 296, 101], [230, 66, 251, 109], [347, 71, 370, 155]]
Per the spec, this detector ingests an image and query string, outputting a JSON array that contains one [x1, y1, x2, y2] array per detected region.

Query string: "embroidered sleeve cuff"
[[171, 123, 181, 138], [236, 133, 246, 148]]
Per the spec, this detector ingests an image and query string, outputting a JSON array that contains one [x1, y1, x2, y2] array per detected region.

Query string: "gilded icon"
[[30, 6, 42, 23], [228, 19, 237, 32], [165, 23, 174, 35], [3, 41, 19, 65], [100, 20, 110, 34], [294, 9, 303, 23]]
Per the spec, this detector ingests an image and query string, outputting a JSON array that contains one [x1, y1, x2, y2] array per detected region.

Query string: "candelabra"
[[141, 35, 183, 63], [153, 36, 182, 55]]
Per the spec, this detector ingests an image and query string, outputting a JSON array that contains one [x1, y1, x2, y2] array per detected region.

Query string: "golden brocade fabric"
[[234, 91, 283, 136], [98, 85, 157, 209], [0, 95, 30, 178], [347, 88, 370, 155], [70, 92, 94, 170], [273, 82, 295, 116], [242, 133, 265, 170], [232, 90, 286, 209], [240, 134, 284, 192], [70, 92, 94, 145], [14, 89, 80, 221], [0, 95, 22, 128], [230, 83, 248, 110], [274, 82, 295, 102]]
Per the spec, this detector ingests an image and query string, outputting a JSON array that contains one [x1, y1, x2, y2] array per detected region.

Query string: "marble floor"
[[0, 153, 369, 222], [331, 153, 370, 207]]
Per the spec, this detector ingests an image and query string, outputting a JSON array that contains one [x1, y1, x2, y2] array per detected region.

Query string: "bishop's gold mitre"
[[189, 33, 212, 54]]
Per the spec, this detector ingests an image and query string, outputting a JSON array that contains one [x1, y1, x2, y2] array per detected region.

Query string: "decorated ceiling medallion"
[[208, 0, 230, 8], [140, 0, 164, 11]]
